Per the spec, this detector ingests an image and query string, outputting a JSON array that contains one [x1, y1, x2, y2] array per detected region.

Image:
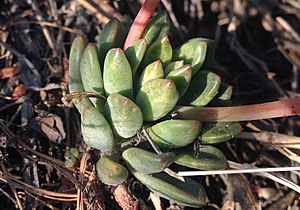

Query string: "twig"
[[265, 191, 296, 210], [0, 152, 24, 210], [61, 91, 106, 106], [276, 16, 300, 42], [48, 0, 58, 21], [277, 147, 300, 164], [75, 0, 110, 24], [229, 162, 300, 194], [11, 21, 79, 33], [0, 97, 24, 112], [237, 131, 300, 149], [142, 127, 162, 155], [30, 0, 56, 53], [149, 192, 162, 210], [25, 191, 60, 210], [172, 98, 300, 122], [0, 172, 77, 201], [0, 41, 41, 86], [7, 174, 77, 199], [0, 185, 17, 205], [191, 0, 204, 20], [178, 161, 300, 193], [76, 148, 90, 210], [288, 65, 299, 135], [0, 9, 33, 30], [164, 168, 184, 182], [92, 0, 122, 19], [161, 0, 185, 41], [0, 120, 92, 181]]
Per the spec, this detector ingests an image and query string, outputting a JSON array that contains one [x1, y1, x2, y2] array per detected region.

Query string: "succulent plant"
[[64, 147, 80, 168], [67, 11, 242, 208]]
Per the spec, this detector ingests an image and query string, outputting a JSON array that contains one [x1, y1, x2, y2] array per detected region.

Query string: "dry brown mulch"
[[0, 0, 299, 209]]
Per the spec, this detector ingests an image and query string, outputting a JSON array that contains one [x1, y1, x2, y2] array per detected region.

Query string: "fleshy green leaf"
[[103, 48, 133, 98], [200, 122, 242, 144], [173, 38, 208, 76], [181, 71, 221, 106], [141, 12, 171, 46], [125, 38, 147, 76], [80, 43, 105, 112], [164, 60, 185, 76], [175, 145, 228, 170], [166, 64, 192, 97], [69, 35, 86, 93], [137, 60, 164, 90], [143, 35, 172, 68], [135, 78, 179, 121], [81, 103, 115, 151], [97, 19, 123, 67], [208, 83, 233, 106], [104, 93, 143, 138], [148, 119, 201, 150], [68, 35, 93, 113], [132, 171, 207, 208], [96, 156, 128, 186], [122, 147, 175, 174]]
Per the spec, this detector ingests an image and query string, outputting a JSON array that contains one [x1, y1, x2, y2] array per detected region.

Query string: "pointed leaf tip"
[[166, 80, 173, 87]]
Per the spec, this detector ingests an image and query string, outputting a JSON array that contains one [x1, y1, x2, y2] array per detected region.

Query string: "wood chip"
[[0, 66, 21, 79], [29, 113, 66, 143]]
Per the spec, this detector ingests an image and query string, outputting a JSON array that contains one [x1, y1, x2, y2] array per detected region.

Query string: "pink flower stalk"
[[173, 98, 300, 122], [124, 0, 161, 50]]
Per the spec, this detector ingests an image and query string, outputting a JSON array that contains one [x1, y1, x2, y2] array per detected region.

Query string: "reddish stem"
[[124, 0, 161, 50], [173, 98, 300, 122]]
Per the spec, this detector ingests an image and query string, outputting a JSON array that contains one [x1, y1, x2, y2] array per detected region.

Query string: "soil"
[[0, 0, 299, 210]]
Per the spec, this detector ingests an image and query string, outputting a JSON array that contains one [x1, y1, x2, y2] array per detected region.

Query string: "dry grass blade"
[[237, 131, 300, 149], [25, 191, 60, 210], [178, 161, 300, 193], [75, 0, 110, 24], [0, 186, 17, 205], [260, 173, 300, 194], [92, 0, 122, 19], [275, 16, 300, 42], [0, 171, 77, 200], [76, 148, 90, 210], [20, 21, 79, 33], [161, 0, 185, 41], [0, 0, 299, 208], [277, 147, 300, 164], [0, 120, 90, 204], [229, 162, 300, 194], [0, 41, 41, 86], [31, 0, 55, 52], [142, 127, 162, 155], [0, 156, 24, 210]]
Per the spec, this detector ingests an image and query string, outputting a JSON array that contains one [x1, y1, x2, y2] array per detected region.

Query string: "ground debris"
[[0, 0, 299, 209]]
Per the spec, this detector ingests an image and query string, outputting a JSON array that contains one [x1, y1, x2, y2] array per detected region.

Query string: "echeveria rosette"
[[67, 13, 241, 208]]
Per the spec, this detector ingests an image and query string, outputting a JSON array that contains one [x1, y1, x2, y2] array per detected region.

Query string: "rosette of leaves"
[[67, 12, 241, 207]]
